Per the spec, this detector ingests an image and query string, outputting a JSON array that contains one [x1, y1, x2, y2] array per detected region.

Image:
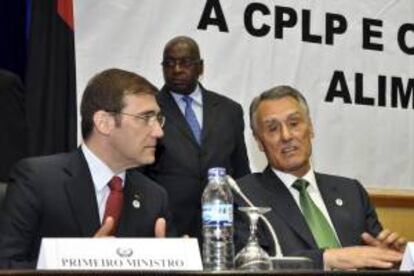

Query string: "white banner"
[[74, 0, 414, 189]]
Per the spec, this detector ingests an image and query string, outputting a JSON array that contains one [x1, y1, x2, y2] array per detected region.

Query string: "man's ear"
[[198, 59, 204, 77], [254, 133, 265, 152], [93, 110, 115, 136]]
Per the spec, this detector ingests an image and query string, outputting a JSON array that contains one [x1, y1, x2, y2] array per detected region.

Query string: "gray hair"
[[249, 85, 310, 132]]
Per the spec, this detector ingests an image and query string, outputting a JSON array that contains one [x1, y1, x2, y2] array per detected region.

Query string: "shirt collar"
[[170, 83, 203, 107], [271, 164, 317, 191], [81, 144, 126, 192]]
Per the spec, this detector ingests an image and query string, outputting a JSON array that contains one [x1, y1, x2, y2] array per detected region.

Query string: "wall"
[[369, 188, 414, 241]]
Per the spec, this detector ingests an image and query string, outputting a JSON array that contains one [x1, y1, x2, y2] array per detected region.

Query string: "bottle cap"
[[208, 167, 226, 179]]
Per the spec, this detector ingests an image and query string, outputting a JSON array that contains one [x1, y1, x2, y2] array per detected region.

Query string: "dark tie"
[[182, 96, 202, 144], [103, 176, 124, 235], [292, 179, 340, 249]]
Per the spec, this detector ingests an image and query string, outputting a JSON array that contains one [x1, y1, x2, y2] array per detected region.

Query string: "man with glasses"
[[145, 36, 251, 240], [0, 69, 174, 268]]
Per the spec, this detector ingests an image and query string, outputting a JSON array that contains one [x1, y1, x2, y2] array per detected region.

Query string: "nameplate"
[[400, 242, 414, 271], [37, 238, 202, 271]]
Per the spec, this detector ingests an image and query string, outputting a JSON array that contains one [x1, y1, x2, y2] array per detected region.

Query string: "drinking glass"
[[235, 206, 273, 271]]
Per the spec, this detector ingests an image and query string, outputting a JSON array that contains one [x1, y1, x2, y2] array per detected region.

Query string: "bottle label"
[[208, 167, 226, 180], [202, 204, 233, 226]]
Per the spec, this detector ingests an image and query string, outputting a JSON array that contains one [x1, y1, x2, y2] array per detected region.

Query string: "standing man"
[[0, 69, 172, 268], [145, 36, 250, 239], [234, 85, 406, 270]]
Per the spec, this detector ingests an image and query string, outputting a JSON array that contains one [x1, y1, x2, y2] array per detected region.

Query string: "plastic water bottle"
[[202, 167, 234, 271]]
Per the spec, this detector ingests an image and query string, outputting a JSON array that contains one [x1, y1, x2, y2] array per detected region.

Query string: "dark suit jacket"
[[0, 69, 27, 181], [145, 84, 250, 238], [0, 149, 173, 268], [234, 167, 382, 269]]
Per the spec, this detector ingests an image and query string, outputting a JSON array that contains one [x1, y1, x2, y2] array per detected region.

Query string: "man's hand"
[[154, 217, 166, 237], [94, 217, 115, 237], [362, 229, 407, 252], [323, 246, 403, 270], [94, 216, 167, 238]]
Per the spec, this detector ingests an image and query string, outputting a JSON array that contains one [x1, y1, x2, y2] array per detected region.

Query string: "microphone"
[[226, 175, 282, 258]]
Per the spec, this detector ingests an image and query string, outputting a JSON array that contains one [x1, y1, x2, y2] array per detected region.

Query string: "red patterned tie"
[[103, 176, 124, 235]]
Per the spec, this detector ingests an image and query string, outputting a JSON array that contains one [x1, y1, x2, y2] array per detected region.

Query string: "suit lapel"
[[316, 174, 356, 246], [63, 149, 100, 236], [158, 87, 199, 148], [200, 86, 219, 148], [259, 167, 317, 248], [116, 172, 138, 236]]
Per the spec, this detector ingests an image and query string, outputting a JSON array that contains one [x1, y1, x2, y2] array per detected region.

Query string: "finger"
[[364, 250, 401, 268], [366, 259, 394, 269], [376, 249, 403, 261], [94, 217, 114, 237], [376, 229, 392, 242], [361, 232, 380, 247], [394, 237, 407, 252], [383, 232, 399, 247], [154, 217, 166, 238]]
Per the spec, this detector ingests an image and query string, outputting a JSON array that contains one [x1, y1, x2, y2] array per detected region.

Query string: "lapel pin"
[[132, 194, 141, 209], [132, 199, 140, 209], [335, 198, 343, 206]]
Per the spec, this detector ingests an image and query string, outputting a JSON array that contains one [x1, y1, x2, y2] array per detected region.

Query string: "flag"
[[25, 0, 77, 156]]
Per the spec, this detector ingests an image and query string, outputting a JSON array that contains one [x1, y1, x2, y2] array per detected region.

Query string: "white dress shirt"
[[170, 84, 203, 127], [81, 144, 125, 223], [271, 166, 340, 242]]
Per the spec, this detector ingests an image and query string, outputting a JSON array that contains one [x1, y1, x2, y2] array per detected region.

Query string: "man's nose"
[[280, 124, 293, 141], [152, 121, 164, 138], [172, 62, 185, 72]]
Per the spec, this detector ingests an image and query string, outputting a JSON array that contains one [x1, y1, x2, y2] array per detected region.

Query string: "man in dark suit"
[[145, 36, 250, 239], [234, 85, 406, 270], [0, 69, 173, 268]]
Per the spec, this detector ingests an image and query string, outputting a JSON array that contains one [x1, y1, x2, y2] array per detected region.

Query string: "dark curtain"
[[0, 1, 28, 180], [0, 0, 27, 80], [25, 0, 77, 156], [0, 70, 27, 181]]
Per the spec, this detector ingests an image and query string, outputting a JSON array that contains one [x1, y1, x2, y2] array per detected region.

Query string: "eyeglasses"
[[113, 111, 165, 127], [161, 58, 202, 69]]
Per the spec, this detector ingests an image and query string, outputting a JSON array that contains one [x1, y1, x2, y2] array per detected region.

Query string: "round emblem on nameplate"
[[116, 247, 133, 258], [132, 199, 140, 209], [335, 198, 343, 206]]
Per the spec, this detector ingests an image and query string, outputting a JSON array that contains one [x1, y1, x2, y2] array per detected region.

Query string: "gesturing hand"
[[93, 216, 167, 238], [94, 217, 115, 237], [362, 229, 407, 252], [154, 217, 167, 237], [324, 246, 403, 270]]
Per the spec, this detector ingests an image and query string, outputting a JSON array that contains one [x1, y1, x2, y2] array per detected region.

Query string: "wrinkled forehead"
[[257, 97, 306, 120]]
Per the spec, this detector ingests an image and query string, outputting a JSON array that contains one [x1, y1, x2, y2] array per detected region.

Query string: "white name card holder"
[[400, 242, 414, 271], [37, 238, 203, 271]]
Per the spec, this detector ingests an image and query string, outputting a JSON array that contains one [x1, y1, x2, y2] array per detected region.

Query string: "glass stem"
[[248, 214, 259, 243]]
